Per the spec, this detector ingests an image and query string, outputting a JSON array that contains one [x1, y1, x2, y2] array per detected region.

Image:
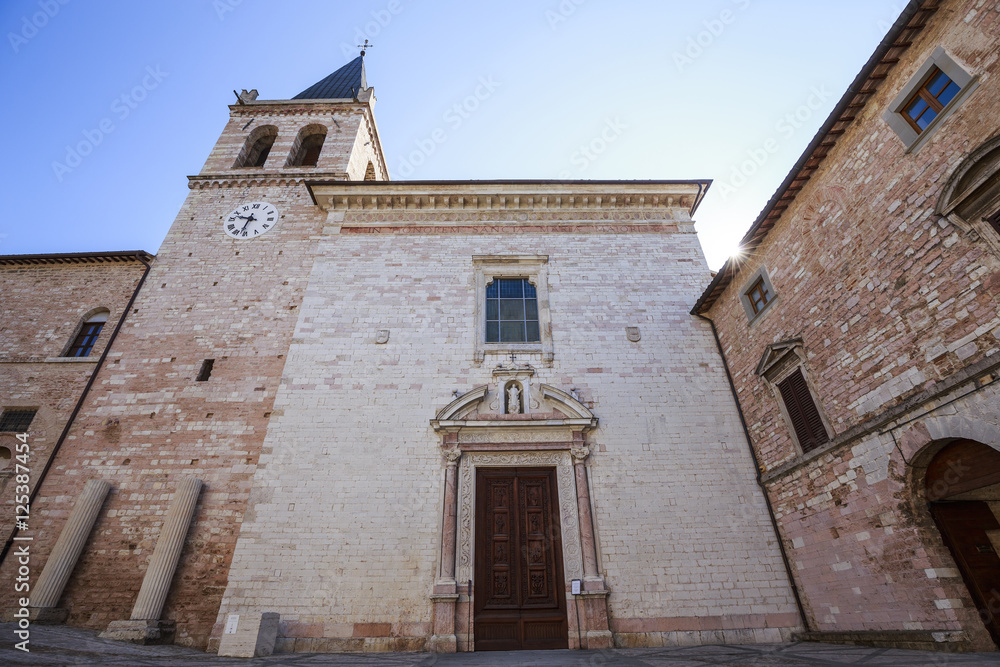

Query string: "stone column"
[[440, 448, 461, 581], [571, 447, 600, 580], [570, 446, 612, 649], [101, 477, 202, 644], [29, 479, 111, 623], [429, 448, 461, 653]]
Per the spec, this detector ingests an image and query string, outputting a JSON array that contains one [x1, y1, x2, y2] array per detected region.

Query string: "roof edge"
[[693, 0, 934, 315], [0, 250, 154, 265]]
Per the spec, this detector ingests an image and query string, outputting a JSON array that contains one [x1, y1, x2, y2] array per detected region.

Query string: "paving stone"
[[4, 623, 1000, 666]]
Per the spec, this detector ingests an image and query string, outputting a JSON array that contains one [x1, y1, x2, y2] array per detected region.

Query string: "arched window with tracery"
[[233, 125, 278, 168]]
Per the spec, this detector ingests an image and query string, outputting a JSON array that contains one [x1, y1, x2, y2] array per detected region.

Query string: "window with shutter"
[[987, 209, 1000, 236], [776, 369, 829, 454]]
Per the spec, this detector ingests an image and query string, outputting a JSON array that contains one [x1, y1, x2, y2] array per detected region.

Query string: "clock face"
[[223, 201, 279, 239]]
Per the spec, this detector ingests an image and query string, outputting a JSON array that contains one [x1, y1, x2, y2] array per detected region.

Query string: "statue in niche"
[[506, 382, 522, 414]]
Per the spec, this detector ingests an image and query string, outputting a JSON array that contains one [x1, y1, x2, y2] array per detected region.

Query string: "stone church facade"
[[2, 0, 999, 656]]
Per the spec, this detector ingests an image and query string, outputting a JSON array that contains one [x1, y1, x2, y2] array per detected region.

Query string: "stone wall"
[[703, 0, 1000, 651], [214, 208, 801, 650], [0, 257, 147, 547]]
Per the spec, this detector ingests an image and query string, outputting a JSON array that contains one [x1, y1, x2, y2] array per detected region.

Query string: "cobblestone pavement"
[[4, 624, 1000, 666]]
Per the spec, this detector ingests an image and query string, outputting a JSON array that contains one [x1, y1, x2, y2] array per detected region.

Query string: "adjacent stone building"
[[694, 0, 1000, 652], [0, 252, 150, 549], [3, 0, 999, 655]]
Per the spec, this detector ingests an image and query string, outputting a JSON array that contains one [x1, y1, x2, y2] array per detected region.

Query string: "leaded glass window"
[[486, 278, 540, 343]]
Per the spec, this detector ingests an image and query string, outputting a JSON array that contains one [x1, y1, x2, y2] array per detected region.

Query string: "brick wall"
[[0, 257, 146, 546], [704, 0, 1000, 649]]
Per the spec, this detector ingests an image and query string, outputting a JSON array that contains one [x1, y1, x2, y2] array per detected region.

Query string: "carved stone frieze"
[[456, 428, 574, 444]]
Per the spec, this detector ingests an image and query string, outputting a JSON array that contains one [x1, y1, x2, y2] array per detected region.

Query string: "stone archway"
[[923, 439, 1000, 645]]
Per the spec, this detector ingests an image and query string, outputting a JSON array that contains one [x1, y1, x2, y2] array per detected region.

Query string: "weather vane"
[[358, 39, 374, 56]]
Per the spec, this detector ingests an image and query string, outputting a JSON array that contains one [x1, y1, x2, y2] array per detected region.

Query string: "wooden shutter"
[[987, 209, 1000, 236], [777, 369, 829, 453]]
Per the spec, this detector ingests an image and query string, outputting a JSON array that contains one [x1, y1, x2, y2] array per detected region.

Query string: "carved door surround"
[[427, 365, 611, 652]]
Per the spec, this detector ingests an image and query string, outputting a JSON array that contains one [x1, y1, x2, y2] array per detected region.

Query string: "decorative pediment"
[[434, 385, 489, 421], [755, 338, 804, 381], [430, 382, 598, 440]]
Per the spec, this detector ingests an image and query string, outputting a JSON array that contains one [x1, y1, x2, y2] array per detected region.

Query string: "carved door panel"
[[474, 467, 568, 651], [930, 501, 1000, 645]]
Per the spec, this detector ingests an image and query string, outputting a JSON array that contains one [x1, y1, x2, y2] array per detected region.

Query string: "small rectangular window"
[[196, 359, 215, 382], [902, 67, 961, 134], [747, 277, 771, 315], [777, 369, 829, 454], [0, 409, 37, 432], [739, 267, 776, 323], [486, 278, 540, 343], [883, 47, 978, 153], [66, 322, 104, 358]]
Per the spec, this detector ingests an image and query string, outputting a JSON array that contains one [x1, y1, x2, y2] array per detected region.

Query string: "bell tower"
[[16, 54, 392, 649], [195, 54, 388, 182]]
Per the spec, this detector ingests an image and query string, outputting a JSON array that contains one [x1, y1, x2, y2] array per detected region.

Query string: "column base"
[[429, 591, 460, 653], [585, 629, 614, 649], [427, 633, 458, 653], [574, 586, 612, 650], [99, 619, 176, 645], [28, 607, 69, 625]]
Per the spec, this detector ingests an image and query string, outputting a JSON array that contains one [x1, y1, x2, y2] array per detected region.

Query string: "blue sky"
[[1, 0, 908, 268]]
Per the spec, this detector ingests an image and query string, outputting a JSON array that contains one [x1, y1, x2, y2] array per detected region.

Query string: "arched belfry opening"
[[924, 439, 1000, 644], [234, 125, 278, 168], [286, 124, 327, 167]]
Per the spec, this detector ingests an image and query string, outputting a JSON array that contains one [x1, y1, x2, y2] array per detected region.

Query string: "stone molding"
[[188, 172, 350, 189], [431, 383, 598, 436], [761, 356, 1000, 484], [308, 181, 707, 217]]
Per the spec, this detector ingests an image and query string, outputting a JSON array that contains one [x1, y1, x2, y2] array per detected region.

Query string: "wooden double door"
[[474, 467, 568, 651]]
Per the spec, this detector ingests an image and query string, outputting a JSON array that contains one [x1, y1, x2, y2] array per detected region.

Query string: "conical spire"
[[293, 55, 367, 100]]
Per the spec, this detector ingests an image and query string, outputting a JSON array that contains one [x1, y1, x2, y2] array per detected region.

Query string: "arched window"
[[937, 135, 1000, 250], [364, 161, 377, 181], [65, 310, 109, 358], [233, 125, 278, 168], [286, 124, 327, 167]]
